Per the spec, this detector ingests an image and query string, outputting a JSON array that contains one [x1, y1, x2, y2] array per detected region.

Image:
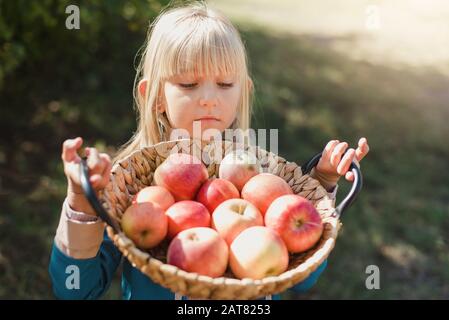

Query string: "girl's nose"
[[199, 82, 217, 108], [199, 97, 217, 108]]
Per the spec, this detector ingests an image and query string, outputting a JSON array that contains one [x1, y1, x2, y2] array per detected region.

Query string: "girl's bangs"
[[161, 22, 245, 80]]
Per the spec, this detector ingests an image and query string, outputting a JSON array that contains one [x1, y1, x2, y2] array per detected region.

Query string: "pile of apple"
[[121, 150, 324, 280]]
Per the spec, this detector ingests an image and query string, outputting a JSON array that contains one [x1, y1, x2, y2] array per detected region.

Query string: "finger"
[[99, 153, 112, 178], [337, 148, 355, 175], [89, 153, 111, 190], [324, 140, 339, 155], [99, 153, 112, 166], [345, 171, 354, 181], [330, 142, 348, 167], [89, 174, 103, 188], [97, 154, 112, 189], [62, 137, 83, 162], [86, 148, 105, 175], [320, 140, 339, 162], [353, 157, 361, 169], [355, 137, 369, 161]]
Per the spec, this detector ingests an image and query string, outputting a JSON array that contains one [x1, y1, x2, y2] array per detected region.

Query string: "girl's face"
[[161, 73, 241, 139]]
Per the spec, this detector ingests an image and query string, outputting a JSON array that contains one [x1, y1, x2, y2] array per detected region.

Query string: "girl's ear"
[[138, 79, 148, 98], [139, 78, 166, 112]]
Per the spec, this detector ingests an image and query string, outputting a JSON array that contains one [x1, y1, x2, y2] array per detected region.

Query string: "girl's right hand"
[[62, 137, 112, 215]]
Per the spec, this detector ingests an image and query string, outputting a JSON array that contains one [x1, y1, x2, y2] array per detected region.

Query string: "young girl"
[[49, 2, 369, 300]]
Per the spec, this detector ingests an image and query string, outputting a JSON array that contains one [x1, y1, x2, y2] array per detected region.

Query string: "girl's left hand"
[[315, 137, 370, 183]]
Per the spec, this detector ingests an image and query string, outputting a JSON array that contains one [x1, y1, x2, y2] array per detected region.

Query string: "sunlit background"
[[212, 0, 449, 70], [0, 0, 448, 299]]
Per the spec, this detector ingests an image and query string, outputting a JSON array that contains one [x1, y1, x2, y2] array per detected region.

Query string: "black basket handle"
[[79, 158, 121, 233], [301, 151, 363, 219]]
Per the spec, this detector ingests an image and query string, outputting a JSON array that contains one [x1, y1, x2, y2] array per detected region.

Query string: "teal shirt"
[[49, 232, 327, 300]]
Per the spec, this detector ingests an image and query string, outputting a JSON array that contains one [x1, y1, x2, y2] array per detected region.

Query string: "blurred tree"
[[0, 0, 170, 184]]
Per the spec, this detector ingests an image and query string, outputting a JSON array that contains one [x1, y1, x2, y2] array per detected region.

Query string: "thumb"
[[62, 137, 83, 163]]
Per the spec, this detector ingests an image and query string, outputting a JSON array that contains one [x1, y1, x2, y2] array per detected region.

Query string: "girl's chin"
[[168, 120, 228, 140], [193, 120, 223, 130], [192, 121, 225, 140]]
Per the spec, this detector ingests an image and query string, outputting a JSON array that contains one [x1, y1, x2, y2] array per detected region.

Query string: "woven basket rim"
[[101, 138, 341, 299]]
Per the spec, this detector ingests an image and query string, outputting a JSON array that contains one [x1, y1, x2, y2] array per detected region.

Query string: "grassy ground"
[[0, 1, 448, 299]]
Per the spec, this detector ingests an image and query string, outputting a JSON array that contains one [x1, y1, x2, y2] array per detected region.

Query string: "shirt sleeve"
[[327, 184, 338, 207], [54, 198, 105, 259], [48, 232, 122, 300], [289, 259, 328, 294]]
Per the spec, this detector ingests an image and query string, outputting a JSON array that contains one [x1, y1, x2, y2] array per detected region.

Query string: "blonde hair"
[[115, 1, 254, 161]]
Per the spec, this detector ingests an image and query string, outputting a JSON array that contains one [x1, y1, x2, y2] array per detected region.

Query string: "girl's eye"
[[218, 82, 234, 88], [179, 83, 198, 88], [178, 82, 234, 89]]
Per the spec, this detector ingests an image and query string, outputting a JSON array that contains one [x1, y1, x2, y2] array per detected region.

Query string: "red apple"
[[196, 178, 240, 213], [212, 198, 263, 245], [229, 226, 288, 279], [165, 200, 211, 239], [121, 202, 167, 250], [132, 186, 175, 210], [241, 173, 293, 216], [265, 194, 323, 253], [154, 153, 208, 201], [167, 227, 229, 277], [218, 150, 261, 191]]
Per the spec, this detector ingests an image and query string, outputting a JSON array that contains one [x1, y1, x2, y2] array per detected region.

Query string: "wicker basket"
[[79, 138, 362, 300]]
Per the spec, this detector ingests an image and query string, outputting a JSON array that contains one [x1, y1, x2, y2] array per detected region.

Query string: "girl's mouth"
[[195, 116, 220, 121]]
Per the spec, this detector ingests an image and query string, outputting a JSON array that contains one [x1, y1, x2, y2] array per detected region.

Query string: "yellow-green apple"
[[154, 153, 208, 201], [196, 178, 240, 213], [218, 150, 261, 191], [132, 186, 175, 210], [211, 198, 263, 245], [165, 200, 211, 239], [241, 173, 293, 216], [121, 202, 168, 250], [229, 226, 288, 279], [167, 227, 229, 277], [264, 194, 323, 253]]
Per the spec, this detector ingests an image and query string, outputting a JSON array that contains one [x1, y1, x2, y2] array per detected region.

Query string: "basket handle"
[[301, 151, 363, 219], [79, 158, 121, 233]]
